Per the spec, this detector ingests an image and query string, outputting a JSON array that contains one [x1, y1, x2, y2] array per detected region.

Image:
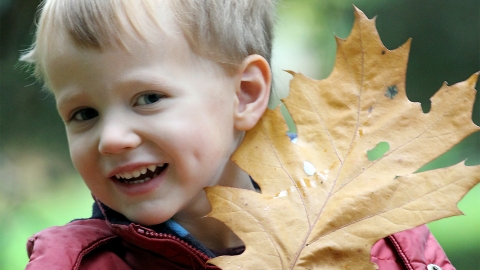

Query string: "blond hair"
[[21, 0, 277, 82]]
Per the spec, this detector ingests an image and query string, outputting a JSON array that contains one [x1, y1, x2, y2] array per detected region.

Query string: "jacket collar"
[[91, 200, 218, 258]]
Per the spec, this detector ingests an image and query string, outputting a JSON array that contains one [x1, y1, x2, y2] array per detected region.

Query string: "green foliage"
[[1, 177, 92, 270]]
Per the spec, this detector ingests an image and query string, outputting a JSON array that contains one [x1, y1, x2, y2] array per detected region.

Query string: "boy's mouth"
[[112, 164, 168, 184]]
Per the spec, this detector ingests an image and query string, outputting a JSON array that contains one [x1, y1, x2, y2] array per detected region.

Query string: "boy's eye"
[[72, 108, 99, 121], [135, 93, 164, 106]]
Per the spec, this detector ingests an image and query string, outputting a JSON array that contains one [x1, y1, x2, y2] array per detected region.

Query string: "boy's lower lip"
[[113, 165, 168, 196]]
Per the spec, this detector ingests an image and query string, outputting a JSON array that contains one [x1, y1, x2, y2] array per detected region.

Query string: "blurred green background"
[[1, 0, 479, 269]]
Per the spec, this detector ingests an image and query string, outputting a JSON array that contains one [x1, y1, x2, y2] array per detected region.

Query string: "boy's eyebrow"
[[56, 91, 86, 112], [118, 74, 178, 92]]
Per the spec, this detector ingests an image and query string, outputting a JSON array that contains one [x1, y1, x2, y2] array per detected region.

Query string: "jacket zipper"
[[387, 235, 414, 270], [133, 226, 212, 262]]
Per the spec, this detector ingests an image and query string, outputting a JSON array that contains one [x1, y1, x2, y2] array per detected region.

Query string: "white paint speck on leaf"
[[303, 161, 316, 176]]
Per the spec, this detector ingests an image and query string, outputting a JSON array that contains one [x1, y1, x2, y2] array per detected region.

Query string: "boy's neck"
[[173, 164, 255, 250]]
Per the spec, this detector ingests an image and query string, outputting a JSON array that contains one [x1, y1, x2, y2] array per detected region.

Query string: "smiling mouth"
[[112, 164, 168, 184]]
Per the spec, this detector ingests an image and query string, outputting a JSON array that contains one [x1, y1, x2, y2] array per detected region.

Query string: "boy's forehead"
[[45, 29, 189, 91]]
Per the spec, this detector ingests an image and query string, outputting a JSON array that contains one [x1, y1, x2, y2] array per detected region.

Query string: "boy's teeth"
[[148, 165, 157, 172], [115, 164, 165, 181]]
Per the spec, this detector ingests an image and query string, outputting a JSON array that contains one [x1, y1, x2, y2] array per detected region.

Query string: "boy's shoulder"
[[25, 218, 128, 270], [372, 225, 455, 270]]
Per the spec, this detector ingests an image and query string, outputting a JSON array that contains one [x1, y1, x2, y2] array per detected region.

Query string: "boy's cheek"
[[68, 137, 94, 172]]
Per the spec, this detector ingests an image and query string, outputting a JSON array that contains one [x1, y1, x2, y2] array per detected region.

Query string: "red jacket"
[[25, 204, 455, 270]]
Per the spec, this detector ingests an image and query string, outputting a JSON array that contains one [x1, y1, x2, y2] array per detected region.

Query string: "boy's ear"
[[234, 55, 271, 131]]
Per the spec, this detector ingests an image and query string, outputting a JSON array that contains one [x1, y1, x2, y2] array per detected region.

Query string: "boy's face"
[[45, 27, 247, 225]]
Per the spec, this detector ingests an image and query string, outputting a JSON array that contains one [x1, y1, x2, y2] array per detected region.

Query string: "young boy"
[[22, 1, 453, 269]]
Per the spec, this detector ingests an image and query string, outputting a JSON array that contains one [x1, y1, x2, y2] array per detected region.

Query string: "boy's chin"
[[119, 206, 175, 226], [127, 213, 172, 226]]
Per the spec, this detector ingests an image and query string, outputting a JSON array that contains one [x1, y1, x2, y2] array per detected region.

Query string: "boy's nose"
[[98, 118, 141, 155]]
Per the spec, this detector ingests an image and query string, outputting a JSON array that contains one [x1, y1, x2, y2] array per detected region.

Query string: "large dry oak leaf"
[[206, 7, 480, 269]]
